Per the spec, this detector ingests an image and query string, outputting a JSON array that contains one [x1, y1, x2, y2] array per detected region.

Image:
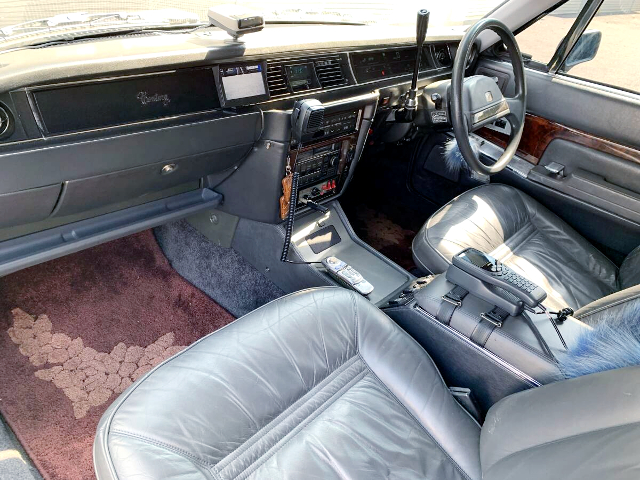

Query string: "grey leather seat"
[[412, 183, 640, 314], [94, 287, 640, 480]]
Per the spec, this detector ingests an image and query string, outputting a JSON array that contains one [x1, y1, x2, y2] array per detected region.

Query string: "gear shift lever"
[[397, 9, 430, 122]]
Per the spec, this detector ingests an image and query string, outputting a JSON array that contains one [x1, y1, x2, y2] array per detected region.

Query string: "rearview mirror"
[[563, 29, 602, 71]]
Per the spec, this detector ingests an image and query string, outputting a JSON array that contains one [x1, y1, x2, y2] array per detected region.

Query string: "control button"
[[331, 179, 337, 189], [431, 92, 443, 109]]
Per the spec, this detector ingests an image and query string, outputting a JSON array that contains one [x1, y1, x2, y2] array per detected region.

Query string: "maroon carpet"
[[0, 230, 235, 479]]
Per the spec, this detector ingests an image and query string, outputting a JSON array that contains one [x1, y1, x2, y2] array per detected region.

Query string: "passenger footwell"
[[0, 230, 235, 480]]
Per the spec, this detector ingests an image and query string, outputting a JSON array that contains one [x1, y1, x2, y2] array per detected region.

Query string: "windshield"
[[0, 1, 505, 36]]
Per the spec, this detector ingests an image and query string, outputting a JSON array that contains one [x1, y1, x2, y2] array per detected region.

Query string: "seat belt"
[[437, 286, 468, 325]]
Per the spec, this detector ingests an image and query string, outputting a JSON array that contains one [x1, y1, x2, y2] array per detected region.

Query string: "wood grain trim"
[[476, 114, 640, 166]]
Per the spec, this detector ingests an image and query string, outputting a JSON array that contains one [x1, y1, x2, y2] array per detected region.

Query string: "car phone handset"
[[396, 9, 430, 123], [447, 248, 547, 317]]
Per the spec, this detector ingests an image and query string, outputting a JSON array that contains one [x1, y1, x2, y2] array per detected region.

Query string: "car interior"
[[0, 0, 639, 479]]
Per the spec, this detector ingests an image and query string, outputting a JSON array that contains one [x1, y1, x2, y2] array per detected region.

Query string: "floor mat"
[[154, 220, 284, 317], [0, 230, 235, 480]]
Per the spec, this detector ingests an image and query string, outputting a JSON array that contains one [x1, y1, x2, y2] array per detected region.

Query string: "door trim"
[[477, 113, 640, 166]]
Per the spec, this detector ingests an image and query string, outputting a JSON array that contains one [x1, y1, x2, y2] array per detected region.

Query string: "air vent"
[[433, 44, 453, 68], [0, 104, 14, 139], [266, 63, 290, 97], [314, 56, 347, 88]]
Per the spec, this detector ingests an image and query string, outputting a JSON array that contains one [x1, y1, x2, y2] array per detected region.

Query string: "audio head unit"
[[213, 62, 270, 107]]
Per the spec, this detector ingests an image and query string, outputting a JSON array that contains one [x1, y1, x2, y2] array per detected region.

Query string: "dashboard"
[[0, 24, 460, 275], [0, 41, 456, 142]]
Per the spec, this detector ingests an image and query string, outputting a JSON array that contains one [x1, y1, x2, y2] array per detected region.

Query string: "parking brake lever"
[[396, 9, 430, 122]]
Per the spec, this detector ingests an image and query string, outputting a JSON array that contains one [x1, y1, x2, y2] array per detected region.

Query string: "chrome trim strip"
[[415, 305, 542, 387]]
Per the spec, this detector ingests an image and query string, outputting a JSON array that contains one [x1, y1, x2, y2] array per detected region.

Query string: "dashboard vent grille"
[[314, 57, 347, 88], [266, 63, 290, 97]]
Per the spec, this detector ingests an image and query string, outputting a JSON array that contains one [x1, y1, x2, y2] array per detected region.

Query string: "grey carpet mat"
[[154, 220, 284, 317]]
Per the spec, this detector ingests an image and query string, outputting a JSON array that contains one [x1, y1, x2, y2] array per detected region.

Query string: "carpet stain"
[[8, 308, 186, 419]]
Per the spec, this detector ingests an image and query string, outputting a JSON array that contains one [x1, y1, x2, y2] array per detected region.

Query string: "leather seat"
[[412, 184, 640, 313], [94, 287, 640, 480]]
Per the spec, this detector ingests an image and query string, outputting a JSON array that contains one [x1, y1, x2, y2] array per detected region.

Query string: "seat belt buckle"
[[441, 294, 462, 307]]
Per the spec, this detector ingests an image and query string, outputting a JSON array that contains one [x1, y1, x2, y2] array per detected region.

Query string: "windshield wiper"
[[0, 9, 204, 50]]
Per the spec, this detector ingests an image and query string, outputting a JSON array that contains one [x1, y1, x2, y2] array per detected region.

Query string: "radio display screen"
[[286, 63, 317, 91], [219, 63, 266, 100], [288, 64, 311, 87]]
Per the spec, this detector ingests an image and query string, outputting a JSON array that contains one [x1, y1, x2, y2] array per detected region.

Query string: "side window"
[[559, 0, 640, 93], [516, 0, 640, 93], [515, 3, 580, 65]]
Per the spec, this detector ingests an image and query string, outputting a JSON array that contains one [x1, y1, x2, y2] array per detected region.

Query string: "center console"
[[287, 108, 361, 213], [382, 253, 592, 418]]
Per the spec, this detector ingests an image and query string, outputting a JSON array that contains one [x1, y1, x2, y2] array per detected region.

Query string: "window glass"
[[561, 0, 640, 92], [516, 1, 584, 64]]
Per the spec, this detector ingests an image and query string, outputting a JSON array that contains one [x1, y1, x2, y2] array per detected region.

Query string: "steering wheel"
[[450, 18, 526, 175]]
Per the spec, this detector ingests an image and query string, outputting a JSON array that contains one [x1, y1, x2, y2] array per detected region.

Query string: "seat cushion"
[[480, 366, 640, 480], [412, 184, 618, 311], [94, 288, 481, 480]]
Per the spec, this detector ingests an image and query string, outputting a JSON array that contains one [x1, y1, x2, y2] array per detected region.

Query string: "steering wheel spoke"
[[505, 95, 525, 131]]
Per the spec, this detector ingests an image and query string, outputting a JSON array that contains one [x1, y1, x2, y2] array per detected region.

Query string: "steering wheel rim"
[[451, 18, 526, 175]]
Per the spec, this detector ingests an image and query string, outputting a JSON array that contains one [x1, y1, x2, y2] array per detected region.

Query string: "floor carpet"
[[0, 230, 235, 480], [343, 203, 419, 271]]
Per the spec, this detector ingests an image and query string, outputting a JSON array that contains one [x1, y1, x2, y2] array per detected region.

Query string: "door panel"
[[475, 58, 640, 258]]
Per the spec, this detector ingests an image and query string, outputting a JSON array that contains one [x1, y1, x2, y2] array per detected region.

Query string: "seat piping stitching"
[[357, 352, 474, 480], [575, 292, 640, 320], [110, 429, 212, 470], [231, 369, 368, 480], [216, 355, 361, 471]]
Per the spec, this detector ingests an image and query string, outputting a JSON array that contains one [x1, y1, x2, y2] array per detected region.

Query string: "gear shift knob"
[[416, 9, 430, 53], [412, 9, 430, 92]]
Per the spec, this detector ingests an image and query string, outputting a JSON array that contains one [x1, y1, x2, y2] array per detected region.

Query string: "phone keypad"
[[495, 268, 538, 293]]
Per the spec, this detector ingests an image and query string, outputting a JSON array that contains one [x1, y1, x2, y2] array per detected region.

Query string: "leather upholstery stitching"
[[232, 369, 369, 480], [216, 355, 361, 472], [358, 353, 474, 480], [412, 306, 540, 386], [483, 419, 640, 476], [421, 184, 512, 273], [100, 287, 346, 473], [110, 430, 212, 470], [513, 189, 618, 288], [575, 292, 640, 320], [420, 293, 561, 366]]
